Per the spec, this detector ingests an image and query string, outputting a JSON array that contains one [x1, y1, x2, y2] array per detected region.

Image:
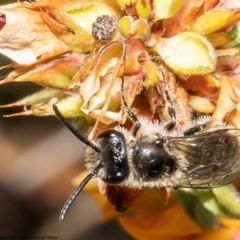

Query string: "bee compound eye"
[[97, 129, 129, 184]]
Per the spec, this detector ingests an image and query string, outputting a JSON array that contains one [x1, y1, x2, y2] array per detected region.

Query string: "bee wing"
[[167, 129, 240, 188]]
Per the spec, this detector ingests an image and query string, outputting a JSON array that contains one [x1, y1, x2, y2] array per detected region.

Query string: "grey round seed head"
[[92, 15, 117, 41]]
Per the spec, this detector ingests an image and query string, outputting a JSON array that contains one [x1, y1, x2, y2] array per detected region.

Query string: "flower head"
[[1, 0, 240, 238]]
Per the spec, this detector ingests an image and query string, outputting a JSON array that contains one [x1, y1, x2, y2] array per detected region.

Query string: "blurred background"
[[0, 1, 133, 239]]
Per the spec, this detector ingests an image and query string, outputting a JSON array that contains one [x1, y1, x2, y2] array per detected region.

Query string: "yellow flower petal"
[[136, 0, 151, 19], [55, 2, 117, 34], [220, 217, 240, 228], [212, 74, 240, 126], [188, 95, 216, 113], [155, 32, 216, 75], [153, 0, 182, 21], [193, 11, 234, 35], [196, 227, 238, 240], [207, 32, 233, 47], [128, 188, 167, 219], [119, 204, 202, 240]]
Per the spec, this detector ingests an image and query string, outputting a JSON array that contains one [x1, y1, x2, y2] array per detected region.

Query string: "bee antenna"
[[59, 165, 101, 221], [52, 104, 100, 153]]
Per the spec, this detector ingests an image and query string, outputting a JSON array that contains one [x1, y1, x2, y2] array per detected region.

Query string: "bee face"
[[86, 116, 240, 189]]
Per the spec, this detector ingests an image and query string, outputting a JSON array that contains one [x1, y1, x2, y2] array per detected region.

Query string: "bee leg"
[[184, 123, 208, 136], [121, 77, 141, 137], [159, 70, 176, 131], [163, 94, 176, 131]]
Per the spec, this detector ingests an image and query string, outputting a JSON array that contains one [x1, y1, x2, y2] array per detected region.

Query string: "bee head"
[[53, 103, 130, 221], [95, 129, 129, 184]]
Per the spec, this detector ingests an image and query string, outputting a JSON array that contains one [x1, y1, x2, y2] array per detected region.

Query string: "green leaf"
[[179, 186, 240, 222], [198, 189, 233, 218], [212, 185, 240, 218], [178, 189, 219, 228]]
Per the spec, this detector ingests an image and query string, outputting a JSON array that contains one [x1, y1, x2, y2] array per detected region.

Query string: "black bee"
[[53, 77, 240, 221]]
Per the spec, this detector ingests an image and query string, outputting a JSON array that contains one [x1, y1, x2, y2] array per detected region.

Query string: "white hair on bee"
[[176, 115, 211, 134]]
